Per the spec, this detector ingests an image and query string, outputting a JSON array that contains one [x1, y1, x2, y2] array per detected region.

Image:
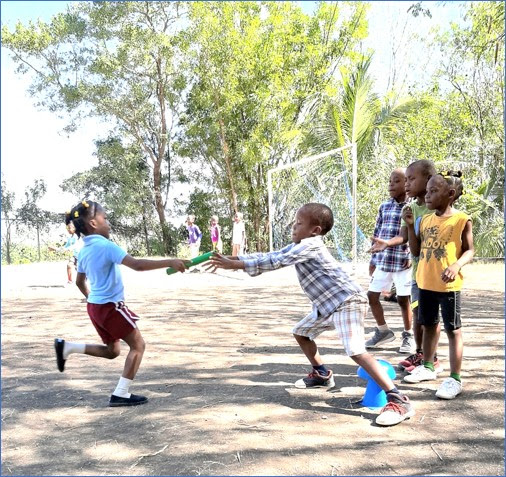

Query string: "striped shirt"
[[240, 236, 363, 316], [370, 197, 410, 272]]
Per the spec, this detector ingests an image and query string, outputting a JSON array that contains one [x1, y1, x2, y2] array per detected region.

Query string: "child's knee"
[[293, 333, 309, 342], [367, 291, 380, 304], [106, 343, 121, 359]]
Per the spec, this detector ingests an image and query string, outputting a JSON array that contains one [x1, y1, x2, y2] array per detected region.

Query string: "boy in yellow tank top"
[[403, 171, 474, 400]]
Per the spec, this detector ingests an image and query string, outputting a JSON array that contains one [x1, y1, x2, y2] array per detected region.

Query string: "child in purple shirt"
[[186, 215, 202, 259]]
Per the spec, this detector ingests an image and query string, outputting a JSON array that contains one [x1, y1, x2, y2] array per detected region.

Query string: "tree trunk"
[[214, 89, 238, 213], [153, 164, 171, 255], [141, 202, 151, 256]]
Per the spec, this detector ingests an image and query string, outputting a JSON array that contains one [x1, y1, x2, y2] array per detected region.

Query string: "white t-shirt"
[[232, 221, 245, 244]]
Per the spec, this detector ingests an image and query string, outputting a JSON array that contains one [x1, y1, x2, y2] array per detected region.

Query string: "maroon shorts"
[[87, 301, 140, 344]]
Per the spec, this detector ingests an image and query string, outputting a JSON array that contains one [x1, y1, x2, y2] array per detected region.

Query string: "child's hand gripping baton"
[[166, 251, 213, 275]]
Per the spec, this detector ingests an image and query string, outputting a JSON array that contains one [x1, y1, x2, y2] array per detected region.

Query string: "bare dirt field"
[[1, 260, 504, 476]]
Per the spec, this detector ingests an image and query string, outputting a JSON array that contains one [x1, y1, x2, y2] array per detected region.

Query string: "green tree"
[[1, 177, 17, 264], [16, 179, 60, 261], [393, 2, 504, 257], [180, 1, 369, 251], [2, 1, 188, 254], [61, 137, 165, 255], [303, 57, 425, 236]]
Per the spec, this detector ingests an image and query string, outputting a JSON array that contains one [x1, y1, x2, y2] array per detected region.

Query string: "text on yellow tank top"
[[416, 211, 471, 292]]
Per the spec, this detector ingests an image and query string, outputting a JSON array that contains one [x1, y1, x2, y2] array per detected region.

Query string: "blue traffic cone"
[[357, 359, 396, 409]]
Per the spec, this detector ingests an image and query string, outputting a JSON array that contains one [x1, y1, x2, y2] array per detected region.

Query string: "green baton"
[[166, 251, 213, 275]]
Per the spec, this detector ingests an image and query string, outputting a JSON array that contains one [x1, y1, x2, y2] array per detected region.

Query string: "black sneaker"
[[109, 394, 149, 407], [294, 369, 335, 388], [54, 338, 66, 372]]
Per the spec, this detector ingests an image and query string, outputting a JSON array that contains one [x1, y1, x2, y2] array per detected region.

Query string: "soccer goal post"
[[267, 143, 365, 264]]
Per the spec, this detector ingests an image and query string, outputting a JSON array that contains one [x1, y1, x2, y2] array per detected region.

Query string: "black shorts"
[[418, 289, 461, 331]]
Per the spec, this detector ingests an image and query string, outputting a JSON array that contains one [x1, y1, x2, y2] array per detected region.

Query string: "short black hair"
[[300, 203, 334, 235], [65, 200, 101, 238], [408, 159, 436, 178]]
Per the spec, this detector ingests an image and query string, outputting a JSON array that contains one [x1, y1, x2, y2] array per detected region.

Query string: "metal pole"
[[352, 142, 357, 265]]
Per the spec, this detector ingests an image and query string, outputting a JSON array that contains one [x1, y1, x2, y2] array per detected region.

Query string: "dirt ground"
[[1, 260, 504, 476]]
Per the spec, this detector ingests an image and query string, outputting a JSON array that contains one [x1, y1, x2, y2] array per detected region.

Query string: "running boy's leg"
[[293, 334, 324, 367], [120, 328, 146, 380], [292, 308, 335, 388], [332, 293, 414, 426]]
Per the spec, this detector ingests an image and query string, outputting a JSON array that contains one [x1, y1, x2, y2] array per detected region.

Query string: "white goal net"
[[267, 145, 368, 263]]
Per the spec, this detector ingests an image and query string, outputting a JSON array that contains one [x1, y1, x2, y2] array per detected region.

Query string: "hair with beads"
[[438, 170, 464, 203], [65, 200, 100, 238]]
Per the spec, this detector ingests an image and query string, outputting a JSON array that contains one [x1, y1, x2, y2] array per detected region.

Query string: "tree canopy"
[[2, 1, 504, 260]]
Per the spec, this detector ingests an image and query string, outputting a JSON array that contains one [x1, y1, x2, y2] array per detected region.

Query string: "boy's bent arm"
[[442, 220, 474, 282], [406, 223, 421, 257], [122, 255, 189, 272]]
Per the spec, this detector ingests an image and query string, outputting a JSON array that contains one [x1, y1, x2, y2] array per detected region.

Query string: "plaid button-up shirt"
[[240, 236, 363, 316], [370, 197, 410, 272]]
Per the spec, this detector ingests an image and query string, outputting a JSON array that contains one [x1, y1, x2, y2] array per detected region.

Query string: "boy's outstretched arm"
[[206, 253, 245, 272], [121, 255, 190, 272], [369, 226, 408, 253]]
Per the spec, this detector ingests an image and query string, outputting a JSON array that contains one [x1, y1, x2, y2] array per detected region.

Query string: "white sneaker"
[[398, 331, 416, 354], [435, 377, 462, 399], [403, 365, 437, 383]]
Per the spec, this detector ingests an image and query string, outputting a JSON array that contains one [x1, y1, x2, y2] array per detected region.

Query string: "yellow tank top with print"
[[416, 211, 471, 292]]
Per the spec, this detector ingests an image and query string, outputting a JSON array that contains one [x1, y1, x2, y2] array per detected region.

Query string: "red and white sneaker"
[[376, 393, 415, 426], [398, 352, 422, 371]]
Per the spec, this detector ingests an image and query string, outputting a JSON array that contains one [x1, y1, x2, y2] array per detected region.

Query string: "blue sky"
[[1, 1, 465, 212]]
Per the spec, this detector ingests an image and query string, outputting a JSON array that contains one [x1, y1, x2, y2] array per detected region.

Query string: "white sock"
[[113, 376, 132, 398], [378, 324, 389, 332], [63, 342, 86, 359], [404, 329, 412, 334]]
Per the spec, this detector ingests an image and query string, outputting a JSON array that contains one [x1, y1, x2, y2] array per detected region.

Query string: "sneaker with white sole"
[[398, 351, 423, 371], [403, 365, 437, 383], [406, 358, 444, 375], [398, 331, 416, 354], [375, 393, 415, 426], [435, 377, 462, 399], [294, 369, 335, 388], [365, 328, 395, 348]]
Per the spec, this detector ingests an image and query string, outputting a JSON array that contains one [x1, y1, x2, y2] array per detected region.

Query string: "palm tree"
[[302, 56, 426, 236]]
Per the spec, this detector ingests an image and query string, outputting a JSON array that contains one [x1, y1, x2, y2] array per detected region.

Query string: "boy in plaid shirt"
[[366, 168, 414, 353], [207, 203, 414, 426]]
